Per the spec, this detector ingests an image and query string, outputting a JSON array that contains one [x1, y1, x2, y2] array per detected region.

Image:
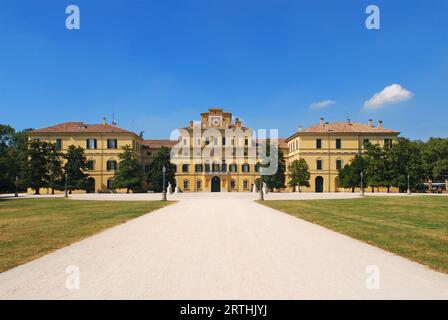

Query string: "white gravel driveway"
[[0, 193, 447, 299]]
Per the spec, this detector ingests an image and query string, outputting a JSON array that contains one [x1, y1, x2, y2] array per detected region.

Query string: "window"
[[243, 179, 249, 189], [182, 164, 189, 173], [214, 137, 218, 145], [316, 139, 322, 149], [336, 139, 341, 149], [205, 138, 210, 145], [229, 164, 237, 173], [195, 164, 203, 173], [222, 137, 226, 145], [183, 138, 187, 146], [212, 163, 220, 171], [87, 138, 97, 149], [205, 163, 210, 172], [183, 179, 189, 190], [107, 178, 114, 189], [221, 162, 227, 172], [316, 159, 323, 170], [336, 159, 342, 170], [230, 179, 236, 189], [363, 138, 370, 148], [384, 139, 393, 148], [242, 163, 250, 173], [55, 139, 62, 150], [196, 138, 201, 146], [245, 138, 249, 146], [255, 163, 261, 173], [196, 180, 202, 189], [107, 160, 117, 171], [107, 139, 117, 149], [86, 160, 95, 171]]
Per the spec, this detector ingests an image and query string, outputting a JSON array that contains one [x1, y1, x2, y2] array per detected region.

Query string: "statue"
[[262, 182, 268, 195], [252, 184, 257, 193], [167, 182, 172, 194], [175, 186, 180, 193]]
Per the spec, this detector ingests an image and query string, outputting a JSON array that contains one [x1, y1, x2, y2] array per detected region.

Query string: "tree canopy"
[[113, 145, 142, 193]]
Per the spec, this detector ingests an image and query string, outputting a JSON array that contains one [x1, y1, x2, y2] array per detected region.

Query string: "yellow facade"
[[27, 121, 143, 194], [28, 112, 400, 194], [285, 118, 400, 192]]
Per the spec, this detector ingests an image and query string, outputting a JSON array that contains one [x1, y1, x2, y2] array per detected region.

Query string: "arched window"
[[195, 164, 203, 172], [230, 179, 236, 189], [242, 163, 250, 173], [229, 164, 237, 173], [183, 179, 190, 190], [255, 163, 261, 173], [107, 160, 117, 171], [243, 179, 249, 189], [212, 163, 220, 172], [196, 180, 202, 190], [221, 162, 227, 172]]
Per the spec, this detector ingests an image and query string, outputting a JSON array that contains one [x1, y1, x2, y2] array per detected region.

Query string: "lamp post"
[[14, 176, 19, 197], [64, 173, 68, 198], [162, 165, 167, 201], [407, 174, 411, 195], [360, 171, 364, 196], [259, 167, 264, 201]]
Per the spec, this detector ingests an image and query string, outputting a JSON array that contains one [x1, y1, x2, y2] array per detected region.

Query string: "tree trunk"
[[51, 188, 55, 195], [34, 188, 40, 195], [387, 186, 390, 193], [127, 188, 130, 194], [371, 186, 374, 193], [351, 187, 355, 193]]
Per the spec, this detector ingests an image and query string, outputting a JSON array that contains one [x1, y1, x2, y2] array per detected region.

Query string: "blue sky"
[[0, 0, 447, 140]]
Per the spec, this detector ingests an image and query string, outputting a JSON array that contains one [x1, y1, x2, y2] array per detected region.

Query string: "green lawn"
[[260, 196, 448, 274], [0, 198, 171, 272]]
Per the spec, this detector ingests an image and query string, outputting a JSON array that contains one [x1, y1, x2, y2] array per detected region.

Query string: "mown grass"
[[259, 196, 448, 273], [0, 198, 171, 272]]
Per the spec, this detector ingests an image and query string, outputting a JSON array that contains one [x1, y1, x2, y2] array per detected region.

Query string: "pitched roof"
[[303, 121, 399, 133], [287, 121, 399, 141], [31, 122, 136, 134], [142, 139, 177, 148]]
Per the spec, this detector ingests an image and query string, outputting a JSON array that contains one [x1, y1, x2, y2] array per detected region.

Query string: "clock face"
[[211, 117, 221, 127]]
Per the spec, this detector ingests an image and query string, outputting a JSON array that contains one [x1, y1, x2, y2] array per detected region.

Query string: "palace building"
[[28, 108, 399, 193]]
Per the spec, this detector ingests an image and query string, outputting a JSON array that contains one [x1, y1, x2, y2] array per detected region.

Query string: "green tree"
[[433, 159, 448, 179], [422, 138, 448, 180], [46, 143, 63, 194], [147, 146, 176, 192], [113, 145, 142, 193], [338, 154, 365, 192], [257, 140, 286, 191], [288, 158, 310, 192], [364, 143, 391, 192], [27, 140, 50, 194], [0, 125, 15, 191], [64, 145, 88, 193], [387, 138, 424, 192]]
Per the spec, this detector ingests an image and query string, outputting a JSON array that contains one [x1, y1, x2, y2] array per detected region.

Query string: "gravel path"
[[1, 193, 447, 299]]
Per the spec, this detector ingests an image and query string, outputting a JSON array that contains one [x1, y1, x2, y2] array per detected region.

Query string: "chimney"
[[189, 121, 193, 129], [378, 120, 383, 128], [347, 118, 351, 125], [102, 117, 107, 125], [298, 125, 302, 132], [320, 117, 325, 125], [235, 117, 242, 128], [368, 119, 373, 127]]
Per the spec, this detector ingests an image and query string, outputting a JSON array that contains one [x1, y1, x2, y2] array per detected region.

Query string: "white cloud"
[[309, 99, 336, 109], [364, 84, 413, 109]]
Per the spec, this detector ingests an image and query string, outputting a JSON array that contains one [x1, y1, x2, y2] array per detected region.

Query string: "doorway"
[[211, 176, 221, 192], [315, 176, 324, 193]]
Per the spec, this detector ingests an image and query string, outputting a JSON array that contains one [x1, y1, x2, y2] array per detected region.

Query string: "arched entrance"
[[86, 177, 96, 193], [211, 176, 221, 192], [315, 176, 324, 193]]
